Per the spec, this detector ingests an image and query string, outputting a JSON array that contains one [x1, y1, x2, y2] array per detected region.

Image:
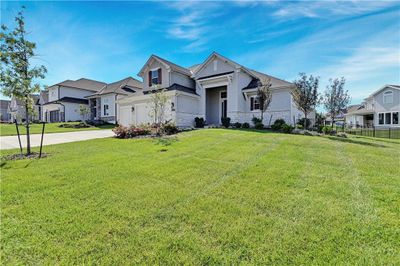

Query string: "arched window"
[[383, 90, 393, 104]]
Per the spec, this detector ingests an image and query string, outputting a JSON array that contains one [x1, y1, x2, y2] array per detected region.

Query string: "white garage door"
[[135, 103, 152, 125], [119, 105, 132, 126]]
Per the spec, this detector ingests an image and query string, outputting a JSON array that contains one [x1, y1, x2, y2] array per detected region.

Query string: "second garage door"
[[135, 103, 152, 125]]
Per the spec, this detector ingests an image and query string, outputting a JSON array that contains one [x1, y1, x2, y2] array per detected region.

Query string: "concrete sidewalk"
[[0, 130, 114, 150]]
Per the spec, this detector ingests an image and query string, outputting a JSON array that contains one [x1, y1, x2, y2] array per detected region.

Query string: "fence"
[[337, 127, 400, 139]]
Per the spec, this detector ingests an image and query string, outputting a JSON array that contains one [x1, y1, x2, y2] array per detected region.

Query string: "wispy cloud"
[[164, 1, 223, 52], [272, 0, 398, 19]]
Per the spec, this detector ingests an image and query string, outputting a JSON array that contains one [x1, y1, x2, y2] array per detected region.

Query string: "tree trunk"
[[260, 110, 264, 122], [25, 99, 31, 155], [304, 112, 307, 129]]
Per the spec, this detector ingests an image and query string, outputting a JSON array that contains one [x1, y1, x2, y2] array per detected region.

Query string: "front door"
[[220, 91, 227, 122], [49, 110, 59, 122]]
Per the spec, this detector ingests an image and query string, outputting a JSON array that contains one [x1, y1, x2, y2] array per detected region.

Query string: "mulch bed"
[[2, 152, 49, 161]]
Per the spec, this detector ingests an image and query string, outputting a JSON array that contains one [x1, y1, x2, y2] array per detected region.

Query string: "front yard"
[[0, 122, 115, 136], [1, 129, 399, 264]]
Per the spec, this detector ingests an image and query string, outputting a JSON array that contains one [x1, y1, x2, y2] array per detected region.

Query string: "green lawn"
[[1, 129, 399, 264], [0, 122, 115, 136]]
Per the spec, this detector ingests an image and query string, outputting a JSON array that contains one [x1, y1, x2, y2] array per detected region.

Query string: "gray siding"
[[196, 57, 235, 78]]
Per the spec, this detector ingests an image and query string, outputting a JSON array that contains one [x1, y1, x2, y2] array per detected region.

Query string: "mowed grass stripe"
[[1, 129, 399, 264]]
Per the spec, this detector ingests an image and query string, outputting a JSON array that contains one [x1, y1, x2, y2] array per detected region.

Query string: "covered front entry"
[[205, 86, 227, 125]]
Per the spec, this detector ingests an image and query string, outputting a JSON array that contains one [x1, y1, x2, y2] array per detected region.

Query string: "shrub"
[[322, 126, 332, 134], [297, 118, 311, 129], [337, 132, 347, 138], [221, 117, 231, 128], [254, 122, 264, 129], [194, 117, 205, 128], [251, 117, 262, 125], [271, 119, 286, 131], [113, 125, 128, 138], [242, 122, 250, 128], [161, 122, 179, 135], [282, 123, 294, 133], [58, 122, 90, 129], [233, 122, 242, 128], [296, 124, 304, 130]]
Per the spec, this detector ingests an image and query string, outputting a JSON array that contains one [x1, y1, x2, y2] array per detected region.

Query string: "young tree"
[[78, 104, 90, 122], [149, 87, 169, 128], [323, 77, 350, 129], [0, 7, 47, 155], [256, 77, 272, 122], [292, 73, 320, 129]]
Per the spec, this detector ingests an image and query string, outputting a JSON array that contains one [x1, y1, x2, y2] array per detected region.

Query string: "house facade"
[[86, 77, 143, 124], [0, 100, 11, 122], [42, 78, 106, 122], [344, 85, 400, 128], [8, 95, 40, 123], [118, 52, 310, 127]]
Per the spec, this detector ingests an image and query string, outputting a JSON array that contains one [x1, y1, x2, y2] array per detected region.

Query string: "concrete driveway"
[[0, 129, 114, 150]]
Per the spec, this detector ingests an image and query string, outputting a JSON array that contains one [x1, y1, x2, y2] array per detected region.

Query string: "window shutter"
[[250, 97, 254, 111], [148, 71, 152, 87], [158, 68, 162, 84]]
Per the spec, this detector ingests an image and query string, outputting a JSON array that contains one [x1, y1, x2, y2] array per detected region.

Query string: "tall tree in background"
[[0, 6, 47, 155], [292, 73, 320, 129], [256, 77, 272, 122], [323, 77, 350, 128]]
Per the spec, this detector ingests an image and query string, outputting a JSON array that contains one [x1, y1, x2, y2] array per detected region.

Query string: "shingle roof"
[[93, 77, 143, 96], [43, 97, 89, 105], [39, 90, 49, 104], [143, 83, 197, 96], [55, 78, 106, 92], [152, 55, 192, 76]]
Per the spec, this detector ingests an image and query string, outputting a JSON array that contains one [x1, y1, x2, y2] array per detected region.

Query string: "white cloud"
[[272, 0, 398, 19], [164, 1, 224, 52]]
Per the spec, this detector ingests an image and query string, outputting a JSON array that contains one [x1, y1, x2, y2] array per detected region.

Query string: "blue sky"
[[1, 0, 399, 105]]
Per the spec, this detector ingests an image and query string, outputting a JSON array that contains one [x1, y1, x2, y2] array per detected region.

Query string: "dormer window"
[[149, 68, 162, 86], [383, 90, 393, 104]]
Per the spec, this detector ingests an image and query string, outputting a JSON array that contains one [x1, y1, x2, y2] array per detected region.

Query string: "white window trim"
[[383, 90, 393, 104], [151, 68, 159, 85], [250, 95, 260, 112], [378, 111, 399, 125]]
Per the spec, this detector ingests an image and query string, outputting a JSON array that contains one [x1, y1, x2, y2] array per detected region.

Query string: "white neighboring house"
[[8, 94, 40, 122], [118, 52, 311, 127], [0, 100, 11, 122], [42, 78, 106, 122], [344, 85, 400, 128], [86, 77, 143, 124]]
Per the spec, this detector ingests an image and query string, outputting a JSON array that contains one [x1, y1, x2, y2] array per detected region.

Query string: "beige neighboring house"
[[42, 78, 106, 122], [344, 85, 400, 128], [8, 95, 40, 123], [118, 52, 312, 127], [0, 100, 11, 122], [86, 77, 143, 124]]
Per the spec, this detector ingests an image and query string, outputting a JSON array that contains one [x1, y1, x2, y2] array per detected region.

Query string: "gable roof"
[[193, 52, 293, 88], [369, 84, 400, 97], [53, 78, 106, 92], [138, 55, 191, 77], [92, 77, 143, 96]]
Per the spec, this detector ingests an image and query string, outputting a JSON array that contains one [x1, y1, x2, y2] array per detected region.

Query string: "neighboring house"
[[86, 77, 143, 124], [8, 95, 40, 123], [0, 100, 11, 122], [325, 112, 345, 126], [117, 52, 311, 127], [42, 78, 106, 122], [344, 85, 400, 128]]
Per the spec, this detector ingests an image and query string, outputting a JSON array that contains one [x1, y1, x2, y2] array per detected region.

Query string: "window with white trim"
[[152, 70, 158, 84], [385, 112, 391, 124], [393, 112, 399, 124], [378, 112, 399, 125], [383, 90, 393, 104], [250, 96, 260, 111], [378, 113, 384, 125]]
